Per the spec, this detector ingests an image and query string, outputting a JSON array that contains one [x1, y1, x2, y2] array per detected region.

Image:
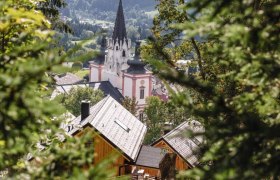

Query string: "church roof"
[[112, 0, 127, 45], [65, 96, 147, 161], [51, 81, 124, 103], [126, 41, 147, 74]]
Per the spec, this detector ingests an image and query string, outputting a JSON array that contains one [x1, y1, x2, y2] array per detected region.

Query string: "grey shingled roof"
[[112, 0, 127, 45], [54, 73, 83, 85], [135, 145, 166, 169], [64, 96, 147, 161], [160, 120, 204, 167]]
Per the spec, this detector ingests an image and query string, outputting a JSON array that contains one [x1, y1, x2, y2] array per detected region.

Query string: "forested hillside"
[[64, 0, 156, 11], [57, 0, 156, 65], [61, 0, 157, 23]]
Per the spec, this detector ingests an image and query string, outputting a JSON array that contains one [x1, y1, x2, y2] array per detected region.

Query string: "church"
[[89, 0, 153, 113]]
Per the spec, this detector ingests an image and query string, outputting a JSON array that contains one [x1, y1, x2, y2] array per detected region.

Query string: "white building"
[[89, 0, 152, 114]]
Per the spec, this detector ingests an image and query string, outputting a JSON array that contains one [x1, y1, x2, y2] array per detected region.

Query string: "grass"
[[75, 69, 89, 79]]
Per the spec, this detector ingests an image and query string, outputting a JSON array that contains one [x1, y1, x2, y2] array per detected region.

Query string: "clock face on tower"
[[141, 80, 145, 85]]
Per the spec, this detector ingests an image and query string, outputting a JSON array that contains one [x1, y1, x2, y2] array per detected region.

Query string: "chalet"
[[152, 120, 204, 171], [64, 96, 173, 178]]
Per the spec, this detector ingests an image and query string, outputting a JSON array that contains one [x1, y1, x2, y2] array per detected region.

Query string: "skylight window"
[[114, 119, 130, 132]]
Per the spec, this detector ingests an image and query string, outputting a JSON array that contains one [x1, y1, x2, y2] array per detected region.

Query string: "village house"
[[152, 120, 204, 171], [63, 95, 175, 179]]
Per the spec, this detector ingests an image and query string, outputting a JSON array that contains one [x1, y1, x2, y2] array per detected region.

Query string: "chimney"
[[81, 100, 90, 121], [163, 122, 173, 135]]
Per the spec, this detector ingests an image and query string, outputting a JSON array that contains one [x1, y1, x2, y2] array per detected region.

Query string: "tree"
[[143, 96, 167, 144], [37, 0, 71, 32], [142, 95, 190, 144], [0, 1, 114, 178], [142, 0, 205, 79], [122, 96, 138, 116], [61, 87, 104, 116], [0, 0, 63, 171], [144, 0, 280, 179]]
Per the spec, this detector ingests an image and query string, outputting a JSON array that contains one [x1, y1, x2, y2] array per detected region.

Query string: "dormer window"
[[122, 50, 126, 57]]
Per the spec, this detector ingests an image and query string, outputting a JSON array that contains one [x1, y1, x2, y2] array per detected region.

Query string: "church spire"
[[112, 0, 127, 44]]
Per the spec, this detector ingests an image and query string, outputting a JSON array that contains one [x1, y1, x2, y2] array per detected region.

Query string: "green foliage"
[[122, 96, 138, 116], [143, 96, 190, 144], [24, 131, 117, 179], [37, 0, 71, 32], [0, 0, 62, 170], [145, 0, 280, 179], [61, 87, 104, 116], [143, 96, 166, 144], [0, 1, 114, 179], [75, 69, 89, 79], [72, 61, 83, 70]]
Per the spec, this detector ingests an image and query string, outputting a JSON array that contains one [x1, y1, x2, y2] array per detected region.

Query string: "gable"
[[89, 96, 147, 161], [161, 121, 204, 167], [153, 139, 190, 170], [93, 132, 129, 163]]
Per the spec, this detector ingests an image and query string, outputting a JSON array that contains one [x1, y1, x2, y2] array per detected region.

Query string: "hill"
[[61, 0, 157, 22]]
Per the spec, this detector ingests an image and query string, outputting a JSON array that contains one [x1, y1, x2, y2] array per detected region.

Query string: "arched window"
[[122, 50, 126, 57], [140, 86, 145, 99], [116, 46, 119, 50]]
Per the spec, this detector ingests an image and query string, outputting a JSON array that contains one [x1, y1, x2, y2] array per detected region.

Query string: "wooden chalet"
[[64, 96, 172, 179], [152, 120, 204, 171]]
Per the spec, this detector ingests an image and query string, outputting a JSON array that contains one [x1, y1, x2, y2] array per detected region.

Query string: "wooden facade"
[[75, 127, 128, 176], [153, 140, 190, 171]]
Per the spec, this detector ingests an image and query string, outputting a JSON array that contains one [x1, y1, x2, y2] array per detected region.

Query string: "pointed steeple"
[[112, 0, 127, 45]]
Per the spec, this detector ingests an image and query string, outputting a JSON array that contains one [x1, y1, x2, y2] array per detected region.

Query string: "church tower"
[[103, 0, 132, 90], [122, 41, 152, 111]]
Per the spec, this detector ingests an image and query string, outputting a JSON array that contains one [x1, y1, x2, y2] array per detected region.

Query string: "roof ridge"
[[163, 121, 189, 139], [83, 95, 111, 124]]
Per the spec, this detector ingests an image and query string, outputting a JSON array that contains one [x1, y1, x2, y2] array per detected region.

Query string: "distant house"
[[64, 96, 173, 178], [54, 72, 83, 85], [152, 120, 204, 171]]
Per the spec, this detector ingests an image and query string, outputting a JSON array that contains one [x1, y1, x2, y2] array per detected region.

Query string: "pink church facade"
[[89, 0, 152, 115]]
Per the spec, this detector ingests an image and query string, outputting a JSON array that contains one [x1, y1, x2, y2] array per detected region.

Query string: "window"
[[122, 50, 126, 57], [140, 87, 145, 99], [85, 140, 93, 148], [116, 46, 119, 50], [139, 112, 144, 121]]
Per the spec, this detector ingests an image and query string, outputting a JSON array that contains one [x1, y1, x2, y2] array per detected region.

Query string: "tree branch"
[[191, 38, 205, 80]]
